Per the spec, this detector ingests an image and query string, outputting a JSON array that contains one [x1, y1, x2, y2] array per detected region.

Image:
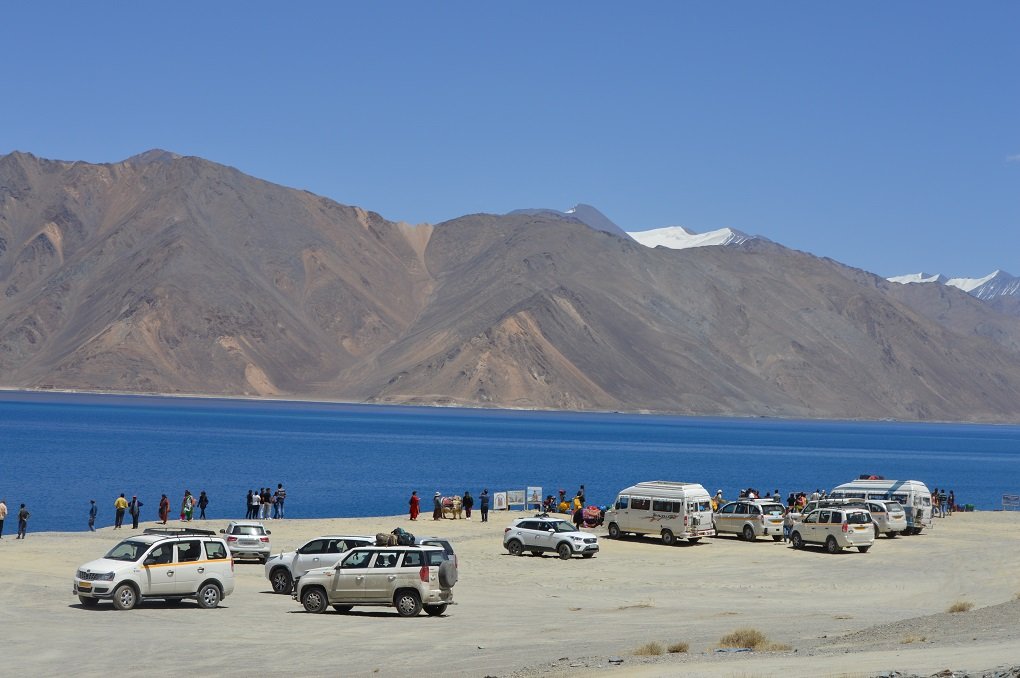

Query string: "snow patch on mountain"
[[889, 270, 1020, 301], [627, 226, 754, 250], [887, 272, 948, 285]]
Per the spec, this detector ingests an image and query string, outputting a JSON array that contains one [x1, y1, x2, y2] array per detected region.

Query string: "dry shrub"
[[618, 600, 655, 610], [718, 627, 791, 652], [901, 634, 926, 644], [948, 600, 973, 613], [633, 641, 664, 656], [667, 641, 689, 654]]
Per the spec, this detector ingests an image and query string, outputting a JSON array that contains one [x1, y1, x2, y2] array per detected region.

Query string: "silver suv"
[[220, 521, 272, 563], [73, 527, 235, 610], [790, 507, 875, 554], [265, 535, 374, 593], [294, 545, 457, 617], [503, 517, 599, 559], [713, 499, 786, 541]]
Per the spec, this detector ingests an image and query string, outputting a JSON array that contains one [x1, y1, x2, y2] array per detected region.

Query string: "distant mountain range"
[[4, 150, 1020, 422], [889, 270, 1020, 302]]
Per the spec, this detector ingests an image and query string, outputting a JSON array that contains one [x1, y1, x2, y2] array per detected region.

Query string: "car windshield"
[[230, 525, 265, 536], [104, 540, 149, 562], [551, 521, 578, 533]]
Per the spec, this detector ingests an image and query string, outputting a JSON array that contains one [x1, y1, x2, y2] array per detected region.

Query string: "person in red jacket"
[[409, 491, 420, 520]]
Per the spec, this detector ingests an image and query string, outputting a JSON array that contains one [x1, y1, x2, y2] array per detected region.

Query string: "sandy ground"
[[1, 511, 1018, 677]]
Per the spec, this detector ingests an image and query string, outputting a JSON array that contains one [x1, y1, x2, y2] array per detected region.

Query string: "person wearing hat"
[[88, 500, 98, 532], [432, 492, 443, 521], [712, 490, 724, 512]]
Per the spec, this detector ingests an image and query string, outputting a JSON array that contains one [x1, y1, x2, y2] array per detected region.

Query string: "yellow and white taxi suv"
[[789, 507, 875, 554], [73, 527, 235, 610]]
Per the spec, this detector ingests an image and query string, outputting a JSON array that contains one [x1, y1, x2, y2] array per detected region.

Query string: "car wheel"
[[332, 605, 353, 613], [394, 590, 422, 617], [874, 525, 881, 538], [661, 529, 676, 546], [506, 539, 524, 556], [438, 560, 458, 588], [858, 545, 871, 553], [302, 587, 328, 614], [886, 531, 897, 539], [825, 536, 841, 554], [900, 529, 911, 537], [742, 525, 755, 542], [557, 543, 572, 560], [424, 604, 448, 616], [78, 595, 99, 608], [196, 583, 221, 609], [791, 532, 804, 549], [270, 568, 293, 594], [607, 522, 621, 539], [112, 583, 137, 611], [772, 535, 783, 542]]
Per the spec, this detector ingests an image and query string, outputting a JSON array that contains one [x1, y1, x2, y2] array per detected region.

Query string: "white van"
[[829, 479, 933, 535], [605, 481, 715, 545]]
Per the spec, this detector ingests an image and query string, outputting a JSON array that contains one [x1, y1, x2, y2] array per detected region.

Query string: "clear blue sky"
[[3, 2, 1017, 278]]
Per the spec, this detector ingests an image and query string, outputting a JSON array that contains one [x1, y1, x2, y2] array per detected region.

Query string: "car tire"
[[332, 605, 353, 613], [661, 529, 676, 546], [424, 604, 448, 616], [900, 529, 911, 537], [78, 595, 99, 608], [825, 537, 841, 554], [742, 525, 755, 542], [438, 560, 458, 588], [506, 539, 524, 556], [394, 589, 422, 617], [858, 545, 871, 553], [196, 583, 222, 609], [886, 531, 897, 538], [874, 525, 881, 538], [607, 522, 621, 539], [302, 586, 328, 613], [270, 568, 293, 594], [791, 532, 804, 549], [772, 535, 783, 542], [112, 583, 137, 611], [557, 543, 572, 560]]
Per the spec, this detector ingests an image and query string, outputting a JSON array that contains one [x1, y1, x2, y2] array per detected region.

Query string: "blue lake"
[[2, 391, 1019, 534]]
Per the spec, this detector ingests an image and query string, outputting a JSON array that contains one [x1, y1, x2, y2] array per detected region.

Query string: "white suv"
[[265, 535, 374, 593], [220, 521, 272, 563], [294, 545, 457, 617], [789, 507, 875, 554], [713, 499, 786, 541], [73, 528, 235, 610], [503, 517, 599, 559]]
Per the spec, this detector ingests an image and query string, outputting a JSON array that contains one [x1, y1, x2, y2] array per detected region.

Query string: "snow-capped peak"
[[626, 225, 753, 250], [887, 272, 948, 285], [946, 271, 1002, 293], [888, 270, 1020, 301]]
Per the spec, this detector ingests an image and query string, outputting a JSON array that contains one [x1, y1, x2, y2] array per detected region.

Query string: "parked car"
[[73, 527, 235, 610], [412, 536, 458, 568], [264, 535, 374, 593], [789, 507, 875, 553], [604, 480, 715, 545], [846, 499, 907, 538], [503, 517, 599, 559], [713, 499, 786, 541], [220, 521, 272, 563], [294, 545, 457, 617]]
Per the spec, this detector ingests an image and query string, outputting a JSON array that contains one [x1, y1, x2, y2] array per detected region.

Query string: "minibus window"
[[616, 496, 629, 510], [631, 497, 651, 511], [652, 499, 671, 512]]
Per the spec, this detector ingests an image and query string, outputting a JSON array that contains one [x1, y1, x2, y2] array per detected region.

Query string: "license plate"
[[78, 581, 92, 590]]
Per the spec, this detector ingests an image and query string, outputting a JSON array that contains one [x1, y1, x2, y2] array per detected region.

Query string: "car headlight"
[[571, 536, 584, 542], [97, 573, 115, 581]]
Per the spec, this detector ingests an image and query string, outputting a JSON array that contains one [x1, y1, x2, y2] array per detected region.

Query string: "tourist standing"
[[88, 499, 97, 531], [0, 498, 7, 538], [16, 503, 29, 539], [250, 489, 261, 519], [463, 491, 474, 520], [159, 494, 170, 524], [261, 487, 272, 519], [578, 485, 586, 506], [432, 492, 443, 520], [181, 490, 194, 521], [128, 495, 143, 529], [198, 491, 209, 520], [274, 483, 286, 519], [948, 490, 955, 515], [572, 505, 584, 530], [409, 491, 420, 520], [479, 489, 489, 523], [114, 493, 128, 529]]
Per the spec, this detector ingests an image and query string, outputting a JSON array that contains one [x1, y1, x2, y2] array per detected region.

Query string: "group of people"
[[103, 490, 210, 530], [0, 499, 30, 539], [245, 485, 286, 520], [932, 487, 955, 517], [408, 489, 491, 522]]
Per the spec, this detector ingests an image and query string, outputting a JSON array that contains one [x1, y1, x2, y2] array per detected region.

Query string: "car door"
[[361, 551, 400, 602], [141, 543, 177, 596], [293, 539, 329, 577], [714, 502, 737, 534], [800, 511, 820, 543], [329, 549, 372, 603], [172, 539, 203, 594]]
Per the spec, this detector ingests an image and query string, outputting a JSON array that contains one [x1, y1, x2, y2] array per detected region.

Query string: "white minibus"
[[829, 479, 933, 534], [604, 481, 715, 545]]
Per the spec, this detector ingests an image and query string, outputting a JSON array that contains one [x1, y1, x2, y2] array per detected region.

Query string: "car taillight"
[[841, 522, 849, 533], [226, 536, 237, 542], [683, 515, 688, 526], [419, 566, 429, 583], [260, 537, 269, 542]]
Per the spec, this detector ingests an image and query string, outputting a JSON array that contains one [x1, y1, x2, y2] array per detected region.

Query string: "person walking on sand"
[[948, 490, 955, 515], [114, 493, 128, 529], [159, 494, 170, 524], [198, 491, 209, 520], [0, 498, 7, 538], [433, 492, 443, 521], [409, 491, 420, 520], [128, 495, 143, 530], [16, 503, 29, 539], [463, 491, 474, 520], [88, 499, 97, 532], [479, 489, 490, 523]]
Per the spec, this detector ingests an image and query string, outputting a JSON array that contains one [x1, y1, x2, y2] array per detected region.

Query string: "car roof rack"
[[143, 527, 217, 537]]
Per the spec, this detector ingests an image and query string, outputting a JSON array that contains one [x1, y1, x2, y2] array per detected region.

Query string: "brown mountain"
[[3, 150, 1020, 422]]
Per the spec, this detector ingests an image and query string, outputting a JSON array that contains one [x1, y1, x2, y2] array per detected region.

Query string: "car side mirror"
[[266, 530, 271, 535], [218, 529, 225, 534], [547, 529, 555, 533]]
